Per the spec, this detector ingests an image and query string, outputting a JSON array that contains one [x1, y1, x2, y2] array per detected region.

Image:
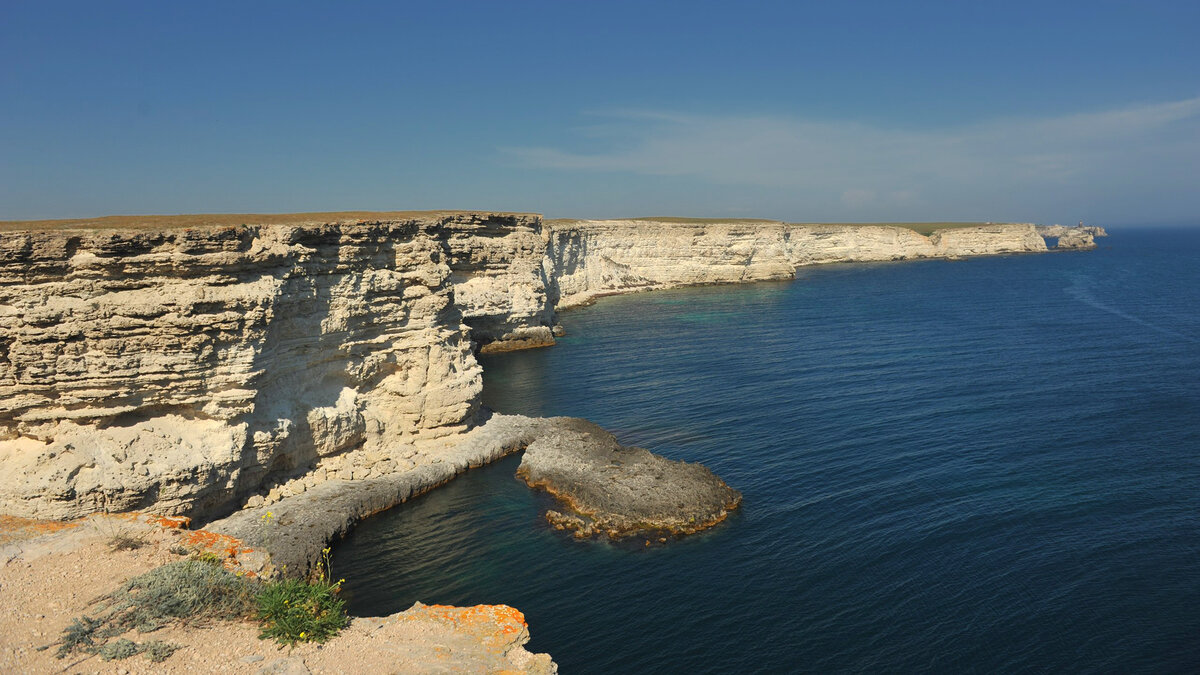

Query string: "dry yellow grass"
[[791, 221, 994, 234], [2, 212, 1000, 235], [0, 210, 537, 233], [547, 217, 996, 234]]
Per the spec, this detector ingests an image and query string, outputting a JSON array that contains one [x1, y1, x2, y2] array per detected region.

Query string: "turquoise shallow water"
[[336, 228, 1200, 673]]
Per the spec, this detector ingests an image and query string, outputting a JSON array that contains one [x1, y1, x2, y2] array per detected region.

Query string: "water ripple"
[[337, 228, 1200, 674]]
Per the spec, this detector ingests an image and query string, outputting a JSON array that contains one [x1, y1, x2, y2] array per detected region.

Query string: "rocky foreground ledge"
[[0, 412, 738, 671], [0, 514, 556, 674]]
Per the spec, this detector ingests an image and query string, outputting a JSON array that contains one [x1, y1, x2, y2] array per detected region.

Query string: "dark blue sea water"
[[336, 228, 1200, 673]]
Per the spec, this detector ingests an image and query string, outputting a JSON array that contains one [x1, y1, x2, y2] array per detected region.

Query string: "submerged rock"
[[516, 418, 742, 539]]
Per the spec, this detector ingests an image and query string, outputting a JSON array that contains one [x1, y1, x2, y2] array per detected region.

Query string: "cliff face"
[[0, 214, 496, 519], [543, 220, 796, 309], [438, 214, 555, 352], [1036, 225, 1108, 250], [544, 220, 1048, 308], [0, 213, 1082, 520]]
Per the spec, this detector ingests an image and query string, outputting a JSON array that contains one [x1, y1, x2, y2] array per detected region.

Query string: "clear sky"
[[3, 1, 1198, 225]]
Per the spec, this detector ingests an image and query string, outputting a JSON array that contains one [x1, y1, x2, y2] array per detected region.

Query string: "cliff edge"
[[0, 213, 517, 520], [0, 213, 1092, 522], [543, 219, 1049, 309]]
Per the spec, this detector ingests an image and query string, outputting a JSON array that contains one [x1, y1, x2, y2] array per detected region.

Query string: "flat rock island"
[[517, 418, 743, 540]]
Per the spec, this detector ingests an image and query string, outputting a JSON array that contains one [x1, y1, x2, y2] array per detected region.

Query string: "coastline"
[[0, 212, 1105, 670]]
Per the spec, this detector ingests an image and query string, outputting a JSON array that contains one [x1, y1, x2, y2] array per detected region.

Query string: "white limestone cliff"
[[1036, 224, 1108, 250], [438, 214, 556, 352], [544, 220, 1049, 309], [542, 219, 795, 309], [0, 213, 1090, 520], [0, 214, 497, 519]]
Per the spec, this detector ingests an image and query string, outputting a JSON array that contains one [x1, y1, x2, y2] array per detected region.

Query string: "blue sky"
[[2, 1, 1197, 225]]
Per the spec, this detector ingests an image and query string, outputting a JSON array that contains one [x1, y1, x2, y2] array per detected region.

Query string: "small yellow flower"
[[300, 632, 307, 639]]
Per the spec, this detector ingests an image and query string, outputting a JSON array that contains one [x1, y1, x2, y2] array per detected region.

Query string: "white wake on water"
[[1065, 276, 1197, 343]]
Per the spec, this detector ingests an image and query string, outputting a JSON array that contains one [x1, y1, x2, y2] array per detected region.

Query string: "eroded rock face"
[[543, 219, 795, 309], [544, 220, 1049, 309], [0, 214, 506, 519], [1036, 225, 1108, 250], [0, 213, 1081, 523], [516, 418, 743, 539], [437, 214, 556, 352]]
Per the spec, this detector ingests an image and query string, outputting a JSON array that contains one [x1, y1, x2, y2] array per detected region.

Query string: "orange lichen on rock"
[[0, 514, 79, 547], [182, 529, 254, 561], [153, 515, 192, 529], [403, 604, 530, 651], [110, 511, 193, 529]]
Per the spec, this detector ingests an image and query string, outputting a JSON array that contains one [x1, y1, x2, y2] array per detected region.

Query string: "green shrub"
[[188, 549, 224, 566], [100, 559, 255, 632], [256, 577, 347, 646], [256, 547, 347, 646], [52, 616, 103, 659], [48, 560, 255, 661], [47, 543, 353, 663], [95, 637, 179, 662]]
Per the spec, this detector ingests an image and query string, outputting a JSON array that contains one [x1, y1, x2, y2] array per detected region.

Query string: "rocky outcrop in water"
[[1036, 224, 1109, 250], [207, 412, 556, 577], [516, 418, 743, 539]]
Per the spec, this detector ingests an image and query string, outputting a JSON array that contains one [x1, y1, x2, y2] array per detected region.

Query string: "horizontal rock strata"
[[516, 418, 743, 539], [0, 212, 1100, 523], [438, 214, 556, 353], [544, 219, 1054, 309], [1036, 224, 1109, 250], [0, 211, 1107, 672], [0, 212, 532, 520]]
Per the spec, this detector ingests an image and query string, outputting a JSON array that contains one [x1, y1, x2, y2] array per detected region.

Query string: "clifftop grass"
[[47, 551, 349, 664], [546, 217, 1004, 235], [0, 209, 538, 233]]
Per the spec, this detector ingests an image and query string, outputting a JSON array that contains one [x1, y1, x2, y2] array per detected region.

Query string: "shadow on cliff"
[[210, 227, 389, 519]]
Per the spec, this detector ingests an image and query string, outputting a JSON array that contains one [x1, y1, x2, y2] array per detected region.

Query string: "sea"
[[335, 227, 1200, 673]]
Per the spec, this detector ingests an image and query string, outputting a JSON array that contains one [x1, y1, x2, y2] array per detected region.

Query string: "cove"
[[335, 228, 1200, 673]]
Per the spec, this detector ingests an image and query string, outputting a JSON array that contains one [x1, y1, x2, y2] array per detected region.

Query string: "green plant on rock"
[[189, 549, 224, 566], [47, 526, 353, 664], [52, 616, 104, 659], [96, 638, 179, 663], [46, 560, 256, 662], [256, 547, 347, 646], [100, 559, 255, 632]]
